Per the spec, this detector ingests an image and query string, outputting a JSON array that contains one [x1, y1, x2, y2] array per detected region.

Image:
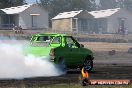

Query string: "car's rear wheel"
[[58, 58, 66, 71], [83, 59, 93, 72]]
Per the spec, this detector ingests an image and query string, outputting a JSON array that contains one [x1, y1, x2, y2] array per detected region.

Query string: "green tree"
[[0, 0, 26, 9]]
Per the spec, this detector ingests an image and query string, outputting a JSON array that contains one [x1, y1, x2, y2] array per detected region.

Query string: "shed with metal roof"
[[0, 4, 49, 30], [52, 10, 94, 32]]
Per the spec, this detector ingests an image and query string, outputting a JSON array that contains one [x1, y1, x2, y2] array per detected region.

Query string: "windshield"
[[31, 36, 54, 46]]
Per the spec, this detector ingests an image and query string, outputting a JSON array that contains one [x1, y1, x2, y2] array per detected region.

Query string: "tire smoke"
[[0, 39, 64, 79]]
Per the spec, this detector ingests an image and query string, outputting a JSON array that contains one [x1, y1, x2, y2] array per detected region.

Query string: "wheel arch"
[[83, 55, 94, 72], [85, 54, 94, 60]]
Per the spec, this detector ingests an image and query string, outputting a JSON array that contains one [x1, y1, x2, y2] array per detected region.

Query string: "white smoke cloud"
[[0, 39, 64, 79]]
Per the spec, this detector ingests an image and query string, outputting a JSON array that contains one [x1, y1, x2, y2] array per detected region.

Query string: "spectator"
[[19, 26, 23, 34], [12, 25, 18, 34]]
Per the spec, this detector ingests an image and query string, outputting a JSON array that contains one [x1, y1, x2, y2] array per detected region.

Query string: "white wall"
[[19, 4, 49, 29]]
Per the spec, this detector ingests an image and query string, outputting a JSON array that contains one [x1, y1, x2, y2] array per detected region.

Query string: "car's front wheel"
[[83, 59, 93, 72]]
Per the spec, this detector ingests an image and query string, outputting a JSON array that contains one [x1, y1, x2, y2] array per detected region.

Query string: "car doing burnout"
[[25, 33, 94, 71]]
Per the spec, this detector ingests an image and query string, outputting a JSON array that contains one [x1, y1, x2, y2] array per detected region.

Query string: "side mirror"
[[80, 44, 84, 48]]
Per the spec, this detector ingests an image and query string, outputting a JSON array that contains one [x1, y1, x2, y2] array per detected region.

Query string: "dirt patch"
[[80, 42, 132, 52]]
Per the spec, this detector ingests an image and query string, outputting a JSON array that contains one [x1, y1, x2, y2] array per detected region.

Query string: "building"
[[52, 8, 132, 34], [89, 8, 132, 33], [52, 10, 94, 33], [0, 4, 49, 30]]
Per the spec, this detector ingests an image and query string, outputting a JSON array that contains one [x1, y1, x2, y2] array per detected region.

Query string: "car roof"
[[33, 33, 69, 36]]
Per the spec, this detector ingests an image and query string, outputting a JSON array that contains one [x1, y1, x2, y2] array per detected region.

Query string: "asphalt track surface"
[[0, 63, 131, 87]]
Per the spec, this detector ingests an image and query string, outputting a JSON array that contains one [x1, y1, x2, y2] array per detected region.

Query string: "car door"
[[65, 36, 82, 66]]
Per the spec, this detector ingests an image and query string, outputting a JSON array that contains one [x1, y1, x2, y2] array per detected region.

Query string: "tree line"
[[0, 0, 26, 9], [99, 0, 132, 11], [0, 0, 132, 26], [39, 0, 132, 26], [1, 0, 132, 15], [39, 0, 97, 20], [1, 0, 132, 17]]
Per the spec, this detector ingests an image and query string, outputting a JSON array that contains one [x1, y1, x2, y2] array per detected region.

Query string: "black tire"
[[83, 59, 93, 72], [58, 58, 66, 71]]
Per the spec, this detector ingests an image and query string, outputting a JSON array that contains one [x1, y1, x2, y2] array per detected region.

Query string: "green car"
[[25, 33, 94, 71]]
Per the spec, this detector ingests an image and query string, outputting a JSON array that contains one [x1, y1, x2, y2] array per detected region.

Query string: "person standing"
[[19, 26, 23, 34]]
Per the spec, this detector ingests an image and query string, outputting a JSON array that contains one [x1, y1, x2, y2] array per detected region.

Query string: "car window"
[[65, 36, 78, 48], [51, 36, 61, 44], [31, 36, 37, 41], [66, 37, 74, 44], [37, 36, 51, 42]]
